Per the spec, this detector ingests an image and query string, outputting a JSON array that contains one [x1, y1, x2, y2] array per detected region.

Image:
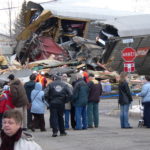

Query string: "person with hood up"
[[30, 82, 47, 132]]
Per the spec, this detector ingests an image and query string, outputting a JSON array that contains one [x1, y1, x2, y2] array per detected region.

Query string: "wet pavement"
[[31, 98, 150, 150]]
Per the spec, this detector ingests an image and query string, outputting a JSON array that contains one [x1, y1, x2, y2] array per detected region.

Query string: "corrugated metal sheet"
[[107, 36, 150, 75], [87, 24, 101, 40]]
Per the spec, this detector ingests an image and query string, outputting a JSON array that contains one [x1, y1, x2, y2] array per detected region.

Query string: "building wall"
[[0, 35, 16, 56]]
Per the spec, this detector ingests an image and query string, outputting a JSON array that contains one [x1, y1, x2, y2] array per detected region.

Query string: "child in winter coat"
[[0, 85, 15, 129], [30, 82, 47, 132]]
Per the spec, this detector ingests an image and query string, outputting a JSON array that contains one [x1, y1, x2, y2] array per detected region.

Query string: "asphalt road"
[[31, 98, 150, 150]]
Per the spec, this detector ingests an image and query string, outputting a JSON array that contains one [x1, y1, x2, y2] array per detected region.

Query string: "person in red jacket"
[[0, 85, 15, 129]]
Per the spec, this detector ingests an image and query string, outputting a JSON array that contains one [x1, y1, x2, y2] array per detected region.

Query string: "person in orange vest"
[[35, 71, 47, 89], [82, 67, 89, 83]]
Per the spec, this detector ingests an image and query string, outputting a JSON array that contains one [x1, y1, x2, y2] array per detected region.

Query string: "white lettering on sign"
[[124, 62, 135, 72], [124, 63, 134, 67], [122, 38, 134, 44], [136, 47, 150, 57], [137, 51, 147, 55], [122, 52, 136, 57]]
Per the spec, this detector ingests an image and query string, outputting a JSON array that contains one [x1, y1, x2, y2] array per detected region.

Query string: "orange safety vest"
[[83, 71, 89, 83], [35, 74, 47, 87]]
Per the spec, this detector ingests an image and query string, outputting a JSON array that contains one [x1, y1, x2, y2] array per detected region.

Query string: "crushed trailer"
[[95, 14, 150, 75]]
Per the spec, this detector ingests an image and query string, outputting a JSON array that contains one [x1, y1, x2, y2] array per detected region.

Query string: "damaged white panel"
[[40, 0, 136, 21], [99, 14, 150, 37]]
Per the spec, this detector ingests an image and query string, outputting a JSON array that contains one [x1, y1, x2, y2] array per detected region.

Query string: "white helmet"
[[41, 71, 45, 75]]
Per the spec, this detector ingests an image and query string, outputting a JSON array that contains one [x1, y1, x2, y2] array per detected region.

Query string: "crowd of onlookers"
[[0, 69, 103, 138], [0, 70, 150, 149]]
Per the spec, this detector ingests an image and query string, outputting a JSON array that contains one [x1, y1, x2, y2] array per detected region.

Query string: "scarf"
[[0, 128, 22, 150]]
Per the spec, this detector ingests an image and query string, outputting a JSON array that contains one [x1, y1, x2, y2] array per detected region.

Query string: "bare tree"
[[13, 0, 27, 38]]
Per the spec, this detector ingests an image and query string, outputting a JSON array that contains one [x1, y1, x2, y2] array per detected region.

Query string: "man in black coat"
[[24, 74, 36, 129], [44, 74, 72, 137]]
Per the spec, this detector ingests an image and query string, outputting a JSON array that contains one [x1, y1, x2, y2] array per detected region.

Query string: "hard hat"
[[41, 71, 45, 75]]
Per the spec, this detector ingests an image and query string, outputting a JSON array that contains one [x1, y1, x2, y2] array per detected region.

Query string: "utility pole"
[[8, 0, 12, 37]]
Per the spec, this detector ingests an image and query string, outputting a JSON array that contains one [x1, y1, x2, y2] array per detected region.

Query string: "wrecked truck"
[[16, 0, 131, 66], [15, 1, 150, 76], [95, 14, 150, 75], [15, 1, 91, 64], [15, 1, 106, 70]]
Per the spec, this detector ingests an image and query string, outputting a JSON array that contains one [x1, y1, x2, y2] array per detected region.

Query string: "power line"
[[0, 6, 18, 11], [40, 0, 57, 4], [0, 0, 57, 11]]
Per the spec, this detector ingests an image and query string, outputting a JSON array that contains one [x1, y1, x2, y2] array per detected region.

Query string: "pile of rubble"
[[1, 1, 150, 92]]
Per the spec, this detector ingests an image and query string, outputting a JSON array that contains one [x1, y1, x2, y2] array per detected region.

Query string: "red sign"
[[122, 47, 136, 62], [124, 62, 135, 72], [136, 47, 150, 57]]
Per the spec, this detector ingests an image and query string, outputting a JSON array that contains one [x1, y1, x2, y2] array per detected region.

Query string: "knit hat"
[[8, 74, 15, 80]]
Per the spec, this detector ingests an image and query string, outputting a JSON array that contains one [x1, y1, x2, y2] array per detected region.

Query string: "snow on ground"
[[130, 105, 143, 114]]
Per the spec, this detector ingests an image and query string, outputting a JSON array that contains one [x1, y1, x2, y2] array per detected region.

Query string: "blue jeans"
[[65, 110, 70, 129], [143, 102, 150, 127], [87, 102, 99, 127], [75, 106, 87, 130], [120, 104, 131, 128]]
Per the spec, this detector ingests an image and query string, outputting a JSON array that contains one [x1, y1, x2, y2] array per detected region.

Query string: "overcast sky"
[[0, 0, 150, 35]]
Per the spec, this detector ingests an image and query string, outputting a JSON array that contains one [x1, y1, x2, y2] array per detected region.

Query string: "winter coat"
[[138, 81, 150, 103], [14, 132, 42, 150], [0, 90, 15, 113], [65, 82, 73, 110], [72, 79, 89, 107], [31, 83, 46, 114], [9, 79, 28, 107], [118, 81, 133, 105], [88, 79, 102, 103], [44, 79, 72, 105], [24, 81, 35, 103]]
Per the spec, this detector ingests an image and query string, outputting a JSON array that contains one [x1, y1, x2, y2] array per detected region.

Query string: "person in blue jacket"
[[137, 75, 150, 128], [30, 82, 47, 132]]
